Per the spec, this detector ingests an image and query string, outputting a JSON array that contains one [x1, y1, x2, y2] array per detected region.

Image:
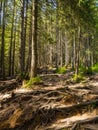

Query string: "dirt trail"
[[0, 73, 98, 130]]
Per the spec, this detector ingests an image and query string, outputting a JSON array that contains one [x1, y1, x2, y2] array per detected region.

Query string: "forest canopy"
[[0, 0, 98, 79]]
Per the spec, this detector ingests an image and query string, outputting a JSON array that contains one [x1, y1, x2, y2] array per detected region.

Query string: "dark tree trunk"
[[75, 26, 80, 75], [20, 0, 25, 75], [0, 0, 6, 79], [9, 0, 15, 77], [55, 0, 59, 68], [12, 17, 17, 76]]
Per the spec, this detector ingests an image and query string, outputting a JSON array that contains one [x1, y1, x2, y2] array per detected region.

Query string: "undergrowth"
[[72, 73, 86, 83], [79, 66, 93, 75], [56, 67, 66, 74], [23, 77, 42, 88], [16, 72, 29, 81], [92, 63, 98, 73], [72, 63, 98, 83]]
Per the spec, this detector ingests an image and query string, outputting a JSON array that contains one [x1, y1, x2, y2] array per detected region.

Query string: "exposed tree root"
[[0, 74, 98, 130]]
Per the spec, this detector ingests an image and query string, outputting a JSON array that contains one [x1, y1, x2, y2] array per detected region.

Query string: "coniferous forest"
[[0, 0, 98, 130]]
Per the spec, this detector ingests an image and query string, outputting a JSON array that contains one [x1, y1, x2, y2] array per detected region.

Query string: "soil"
[[0, 71, 98, 130]]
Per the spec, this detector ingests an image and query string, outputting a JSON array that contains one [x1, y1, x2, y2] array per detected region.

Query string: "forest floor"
[[0, 70, 98, 130]]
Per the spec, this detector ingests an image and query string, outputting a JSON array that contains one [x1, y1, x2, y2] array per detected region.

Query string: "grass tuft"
[[72, 73, 86, 83], [92, 63, 98, 73], [56, 67, 66, 74], [24, 77, 42, 88]]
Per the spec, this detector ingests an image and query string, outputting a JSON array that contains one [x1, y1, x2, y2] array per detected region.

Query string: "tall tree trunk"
[[12, 17, 17, 76], [24, 0, 28, 71], [60, 32, 63, 67], [20, 0, 25, 75], [0, 0, 2, 75], [55, 0, 59, 68], [75, 26, 80, 75], [26, 6, 32, 73], [0, 0, 6, 79], [9, 0, 15, 77], [30, 0, 38, 78], [65, 33, 69, 67], [0, 0, 2, 26]]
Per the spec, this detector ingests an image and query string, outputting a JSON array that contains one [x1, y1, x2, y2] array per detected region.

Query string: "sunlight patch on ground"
[[0, 93, 11, 100], [14, 88, 33, 94], [47, 110, 97, 129], [42, 85, 64, 90], [90, 82, 98, 86]]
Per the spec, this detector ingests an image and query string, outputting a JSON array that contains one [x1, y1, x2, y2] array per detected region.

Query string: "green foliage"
[[18, 72, 29, 80], [92, 63, 98, 73], [24, 77, 42, 88], [79, 66, 93, 75], [79, 63, 98, 76], [16, 73, 29, 83], [72, 73, 86, 83], [85, 67, 93, 75], [79, 65, 86, 73], [56, 67, 66, 74]]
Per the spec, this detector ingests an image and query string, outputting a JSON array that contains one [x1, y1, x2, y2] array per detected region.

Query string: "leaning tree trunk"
[[30, 0, 38, 78]]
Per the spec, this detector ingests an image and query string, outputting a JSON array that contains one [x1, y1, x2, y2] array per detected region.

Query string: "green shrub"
[[16, 72, 29, 82], [72, 73, 86, 83], [92, 63, 98, 73], [56, 67, 66, 74], [24, 77, 42, 88], [85, 67, 93, 75], [79, 66, 93, 75]]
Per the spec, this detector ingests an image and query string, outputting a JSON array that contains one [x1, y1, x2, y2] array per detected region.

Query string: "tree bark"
[[0, 0, 6, 79], [9, 0, 15, 77], [20, 0, 25, 75], [30, 0, 38, 78]]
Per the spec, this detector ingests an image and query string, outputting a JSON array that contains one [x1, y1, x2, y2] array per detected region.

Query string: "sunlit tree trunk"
[[30, 0, 38, 78], [26, 6, 32, 73]]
